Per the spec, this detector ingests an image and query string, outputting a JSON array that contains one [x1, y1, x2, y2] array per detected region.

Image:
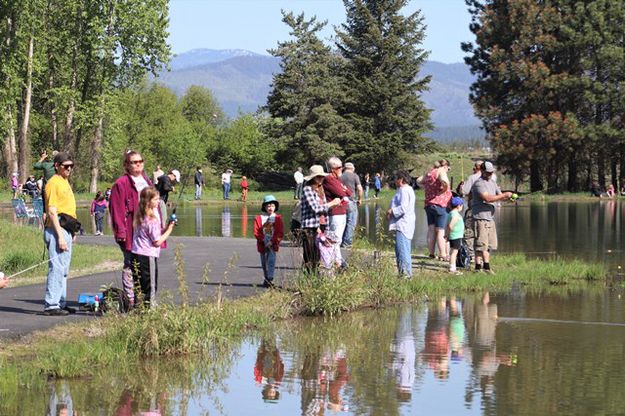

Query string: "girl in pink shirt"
[[131, 187, 175, 307]]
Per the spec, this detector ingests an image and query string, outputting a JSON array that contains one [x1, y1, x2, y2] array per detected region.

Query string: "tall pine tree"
[[336, 0, 431, 173], [267, 11, 350, 168]]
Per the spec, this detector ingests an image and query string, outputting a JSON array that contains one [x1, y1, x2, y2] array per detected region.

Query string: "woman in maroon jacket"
[[109, 151, 153, 306]]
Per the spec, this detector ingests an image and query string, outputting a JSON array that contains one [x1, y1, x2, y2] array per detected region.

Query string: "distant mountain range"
[[157, 49, 483, 140]]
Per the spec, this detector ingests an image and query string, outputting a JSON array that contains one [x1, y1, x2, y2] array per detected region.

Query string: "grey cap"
[[482, 161, 495, 173], [344, 162, 355, 170]]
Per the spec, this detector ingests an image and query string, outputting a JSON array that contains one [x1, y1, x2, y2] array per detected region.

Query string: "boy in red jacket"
[[253, 195, 284, 288]]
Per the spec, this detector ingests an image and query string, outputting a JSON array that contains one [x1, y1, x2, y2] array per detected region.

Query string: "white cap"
[[171, 169, 181, 183]]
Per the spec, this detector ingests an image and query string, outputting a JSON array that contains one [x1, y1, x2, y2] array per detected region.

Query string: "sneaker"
[[483, 268, 495, 275], [42, 308, 69, 316], [63, 306, 77, 314], [263, 280, 275, 289], [473, 268, 484, 273], [448, 270, 463, 276]]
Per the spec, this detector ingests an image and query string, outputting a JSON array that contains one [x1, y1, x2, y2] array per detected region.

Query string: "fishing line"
[[4, 254, 60, 279]]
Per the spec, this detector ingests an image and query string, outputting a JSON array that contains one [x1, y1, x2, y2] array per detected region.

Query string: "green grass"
[[0, 219, 120, 286]]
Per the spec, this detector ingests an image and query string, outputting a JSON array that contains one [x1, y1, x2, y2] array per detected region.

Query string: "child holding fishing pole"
[[253, 195, 284, 288], [131, 187, 176, 307]]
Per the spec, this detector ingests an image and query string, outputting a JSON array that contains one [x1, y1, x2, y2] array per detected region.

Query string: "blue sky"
[[168, 0, 473, 63]]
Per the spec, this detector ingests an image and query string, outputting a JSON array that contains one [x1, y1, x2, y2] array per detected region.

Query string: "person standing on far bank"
[[222, 169, 233, 200], [470, 162, 512, 273], [42, 152, 77, 316], [194, 166, 204, 200], [294, 167, 304, 200], [340, 162, 363, 248]]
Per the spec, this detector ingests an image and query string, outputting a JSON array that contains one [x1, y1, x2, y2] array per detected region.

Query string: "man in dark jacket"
[[156, 169, 180, 203]]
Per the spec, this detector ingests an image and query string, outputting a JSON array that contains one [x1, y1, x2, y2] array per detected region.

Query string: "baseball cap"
[[451, 197, 464, 208], [170, 169, 181, 182], [344, 162, 355, 170], [482, 161, 495, 173]]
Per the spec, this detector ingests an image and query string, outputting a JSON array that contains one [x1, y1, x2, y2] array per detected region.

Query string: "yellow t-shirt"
[[45, 175, 76, 226]]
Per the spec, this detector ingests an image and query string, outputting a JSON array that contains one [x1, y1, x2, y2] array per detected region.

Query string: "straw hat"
[[304, 165, 328, 181]]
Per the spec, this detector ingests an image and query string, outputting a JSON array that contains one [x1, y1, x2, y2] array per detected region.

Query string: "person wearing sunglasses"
[[109, 151, 155, 307], [42, 152, 77, 316]]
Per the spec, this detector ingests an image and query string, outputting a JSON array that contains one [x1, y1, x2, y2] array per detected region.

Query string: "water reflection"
[[254, 337, 284, 402], [9, 290, 625, 415], [46, 380, 76, 416], [221, 206, 231, 237], [194, 207, 202, 237], [391, 306, 416, 401]]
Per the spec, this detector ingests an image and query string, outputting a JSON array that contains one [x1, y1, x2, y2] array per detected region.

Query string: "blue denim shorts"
[[425, 204, 448, 229]]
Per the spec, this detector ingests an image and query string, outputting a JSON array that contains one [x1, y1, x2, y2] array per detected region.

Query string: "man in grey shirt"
[[341, 162, 364, 247], [470, 161, 512, 273]]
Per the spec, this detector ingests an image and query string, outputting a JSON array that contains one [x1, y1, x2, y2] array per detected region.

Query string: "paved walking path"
[[0, 236, 304, 340]]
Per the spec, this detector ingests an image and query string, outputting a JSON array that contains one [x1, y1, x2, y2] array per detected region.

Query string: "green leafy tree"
[[214, 115, 276, 177], [335, 0, 432, 173]]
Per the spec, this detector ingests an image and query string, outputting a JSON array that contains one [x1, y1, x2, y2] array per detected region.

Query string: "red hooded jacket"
[[253, 214, 284, 253], [109, 172, 165, 251]]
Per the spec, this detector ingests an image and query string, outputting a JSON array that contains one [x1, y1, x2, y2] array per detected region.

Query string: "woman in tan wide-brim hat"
[[299, 165, 341, 272]]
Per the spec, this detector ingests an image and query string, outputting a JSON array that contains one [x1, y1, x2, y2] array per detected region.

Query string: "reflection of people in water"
[[301, 348, 323, 415], [221, 206, 231, 237], [469, 292, 515, 399], [423, 298, 450, 379], [448, 298, 465, 360], [241, 205, 248, 238], [195, 207, 203, 237], [114, 388, 166, 416], [319, 347, 349, 412], [391, 305, 416, 401], [46, 380, 77, 416], [254, 338, 285, 401]]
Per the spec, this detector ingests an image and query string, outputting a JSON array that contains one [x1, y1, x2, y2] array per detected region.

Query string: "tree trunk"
[[567, 158, 578, 192], [610, 157, 618, 188], [619, 150, 625, 191], [63, 70, 77, 152], [48, 71, 58, 148], [89, 115, 104, 193], [530, 160, 543, 192], [3, 108, 18, 177], [17, 36, 34, 180], [597, 148, 606, 188]]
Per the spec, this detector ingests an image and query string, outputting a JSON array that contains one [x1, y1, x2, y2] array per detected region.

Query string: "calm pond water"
[[48, 198, 625, 269], [5, 289, 625, 415]]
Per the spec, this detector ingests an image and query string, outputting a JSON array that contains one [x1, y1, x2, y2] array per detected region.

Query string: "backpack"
[[100, 287, 131, 314], [456, 241, 472, 270]]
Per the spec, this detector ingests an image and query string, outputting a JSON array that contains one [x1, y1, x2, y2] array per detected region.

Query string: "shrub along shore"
[[0, 246, 608, 387]]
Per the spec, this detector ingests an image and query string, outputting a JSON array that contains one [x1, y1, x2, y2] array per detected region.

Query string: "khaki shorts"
[[473, 219, 497, 252]]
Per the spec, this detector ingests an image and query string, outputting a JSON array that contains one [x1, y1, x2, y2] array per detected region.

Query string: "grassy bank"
[[0, 246, 607, 384], [0, 220, 120, 287]]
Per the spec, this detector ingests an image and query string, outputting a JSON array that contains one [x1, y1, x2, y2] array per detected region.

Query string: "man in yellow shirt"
[[42, 152, 77, 316]]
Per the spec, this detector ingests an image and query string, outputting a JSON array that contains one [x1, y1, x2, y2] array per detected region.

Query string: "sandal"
[[438, 256, 450, 262]]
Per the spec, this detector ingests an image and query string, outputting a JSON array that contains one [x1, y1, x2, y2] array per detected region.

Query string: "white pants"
[[329, 214, 347, 264]]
